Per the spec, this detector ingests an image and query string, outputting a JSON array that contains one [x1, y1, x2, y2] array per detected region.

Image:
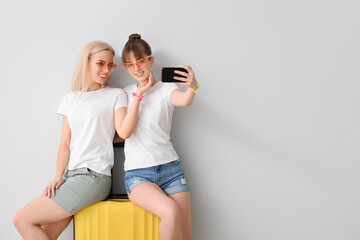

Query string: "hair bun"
[[129, 33, 141, 40]]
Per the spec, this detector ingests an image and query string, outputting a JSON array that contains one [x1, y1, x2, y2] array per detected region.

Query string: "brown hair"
[[121, 33, 152, 63]]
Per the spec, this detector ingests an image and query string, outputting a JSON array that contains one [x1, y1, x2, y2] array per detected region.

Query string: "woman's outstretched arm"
[[171, 65, 199, 107]]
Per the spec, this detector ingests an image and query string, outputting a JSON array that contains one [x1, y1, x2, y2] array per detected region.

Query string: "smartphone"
[[161, 67, 188, 83]]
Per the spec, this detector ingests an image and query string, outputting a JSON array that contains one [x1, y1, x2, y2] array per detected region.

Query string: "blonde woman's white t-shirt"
[[123, 81, 179, 171], [57, 87, 127, 176]]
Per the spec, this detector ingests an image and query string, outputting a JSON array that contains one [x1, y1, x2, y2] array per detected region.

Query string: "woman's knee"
[[13, 210, 26, 230], [13, 207, 38, 230], [13, 212, 20, 228], [161, 202, 180, 222]]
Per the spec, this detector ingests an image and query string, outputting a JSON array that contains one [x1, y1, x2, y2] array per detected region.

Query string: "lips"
[[99, 74, 108, 80], [134, 71, 144, 77]]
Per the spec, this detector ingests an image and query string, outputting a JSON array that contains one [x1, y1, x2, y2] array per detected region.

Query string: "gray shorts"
[[51, 168, 111, 214]]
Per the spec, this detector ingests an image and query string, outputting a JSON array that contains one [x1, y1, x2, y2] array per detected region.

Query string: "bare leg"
[[13, 195, 72, 240], [41, 217, 73, 240], [169, 191, 192, 240], [129, 182, 180, 240]]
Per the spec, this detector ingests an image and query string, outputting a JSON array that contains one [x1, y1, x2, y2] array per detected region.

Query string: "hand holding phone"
[[161, 67, 188, 83]]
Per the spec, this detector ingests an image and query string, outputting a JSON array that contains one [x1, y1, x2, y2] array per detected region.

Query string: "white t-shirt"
[[123, 81, 179, 171], [57, 87, 127, 176]]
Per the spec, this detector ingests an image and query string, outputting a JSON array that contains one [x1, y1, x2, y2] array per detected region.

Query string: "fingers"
[[43, 180, 62, 198], [174, 67, 189, 83], [55, 180, 62, 189], [137, 72, 154, 95], [148, 71, 156, 86], [179, 65, 193, 72], [51, 184, 56, 197], [43, 186, 48, 197], [47, 185, 51, 198], [174, 70, 188, 78], [175, 81, 188, 86], [147, 72, 153, 86], [173, 76, 187, 82], [178, 66, 195, 78], [174, 66, 196, 89]]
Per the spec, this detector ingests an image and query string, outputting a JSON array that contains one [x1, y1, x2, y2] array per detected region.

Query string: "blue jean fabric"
[[125, 160, 190, 195]]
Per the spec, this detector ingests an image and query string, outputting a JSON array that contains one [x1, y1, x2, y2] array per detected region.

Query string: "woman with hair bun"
[[120, 33, 199, 240], [13, 40, 153, 239]]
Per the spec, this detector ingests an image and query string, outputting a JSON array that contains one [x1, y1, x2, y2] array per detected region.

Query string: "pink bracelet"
[[132, 92, 143, 101]]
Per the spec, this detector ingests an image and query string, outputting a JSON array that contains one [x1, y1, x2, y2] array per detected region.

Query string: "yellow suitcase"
[[74, 199, 161, 240]]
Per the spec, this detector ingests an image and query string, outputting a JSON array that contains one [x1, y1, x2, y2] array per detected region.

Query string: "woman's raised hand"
[[43, 178, 64, 198], [136, 71, 156, 96], [174, 66, 198, 90]]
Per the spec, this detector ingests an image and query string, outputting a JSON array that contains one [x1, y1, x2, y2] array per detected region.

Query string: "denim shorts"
[[125, 160, 190, 196]]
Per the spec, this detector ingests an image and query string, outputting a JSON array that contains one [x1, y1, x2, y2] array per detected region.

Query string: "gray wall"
[[1, 0, 360, 239]]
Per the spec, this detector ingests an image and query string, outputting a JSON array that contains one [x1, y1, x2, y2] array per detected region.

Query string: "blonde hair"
[[72, 41, 115, 92]]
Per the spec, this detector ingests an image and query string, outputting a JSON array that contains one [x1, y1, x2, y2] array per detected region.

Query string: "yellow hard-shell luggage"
[[74, 199, 161, 240]]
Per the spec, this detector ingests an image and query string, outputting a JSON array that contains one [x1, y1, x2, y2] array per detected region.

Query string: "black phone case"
[[161, 67, 188, 83]]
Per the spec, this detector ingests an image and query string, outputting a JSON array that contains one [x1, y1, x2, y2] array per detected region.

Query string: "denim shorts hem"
[[126, 180, 149, 196], [164, 185, 190, 195]]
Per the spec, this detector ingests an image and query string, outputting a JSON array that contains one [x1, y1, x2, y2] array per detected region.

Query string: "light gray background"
[[1, 0, 360, 239]]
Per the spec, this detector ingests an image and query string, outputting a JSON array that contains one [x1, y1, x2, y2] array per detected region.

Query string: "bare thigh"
[[129, 182, 178, 218], [15, 195, 72, 226]]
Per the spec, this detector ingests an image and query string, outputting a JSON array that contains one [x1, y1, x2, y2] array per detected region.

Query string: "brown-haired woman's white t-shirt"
[[123, 81, 179, 171]]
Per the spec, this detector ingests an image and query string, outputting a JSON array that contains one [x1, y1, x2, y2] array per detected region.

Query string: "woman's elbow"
[[186, 100, 194, 106], [181, 100, 193, 107], [59, 141, 70, 152], [117, 131, 131, 140], [121, 134, 130, 140]]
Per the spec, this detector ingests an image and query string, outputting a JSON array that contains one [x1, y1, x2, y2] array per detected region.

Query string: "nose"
[[103, 66, 110, 73], [134, 63, 140, 71]]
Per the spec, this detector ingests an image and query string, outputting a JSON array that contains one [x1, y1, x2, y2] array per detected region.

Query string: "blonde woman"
[[13, 41, 153, 239]]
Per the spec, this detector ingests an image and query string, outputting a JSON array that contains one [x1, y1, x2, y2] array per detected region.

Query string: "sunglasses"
[[122, 56, 152, 71], [93, 60, 117, 72]]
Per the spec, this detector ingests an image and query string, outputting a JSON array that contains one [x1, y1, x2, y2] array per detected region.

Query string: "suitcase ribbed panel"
[[74, 199, 161, 240]]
